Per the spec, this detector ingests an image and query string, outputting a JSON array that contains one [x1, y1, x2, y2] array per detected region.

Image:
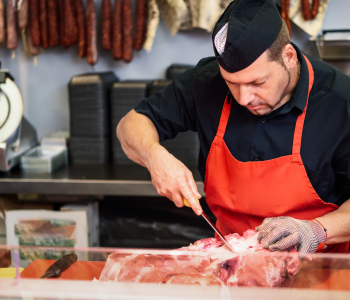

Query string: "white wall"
[[322, 0, 350, 31], [0, 0, 348, 139]]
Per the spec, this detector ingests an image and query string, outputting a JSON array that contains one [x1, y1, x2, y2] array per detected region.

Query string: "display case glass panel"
[[0, 245, 349, 300]]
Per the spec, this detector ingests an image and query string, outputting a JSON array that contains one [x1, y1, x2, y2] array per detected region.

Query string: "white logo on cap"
[[214, 23, 228, 55]]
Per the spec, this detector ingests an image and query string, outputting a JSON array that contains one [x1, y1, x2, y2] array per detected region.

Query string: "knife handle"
[[183, 198, 199, 208], [41, 253, 77, 279]]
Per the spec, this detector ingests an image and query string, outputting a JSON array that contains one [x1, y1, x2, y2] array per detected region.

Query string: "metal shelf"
[[0, 164, 204, 196], [312, 31, 350, 60]]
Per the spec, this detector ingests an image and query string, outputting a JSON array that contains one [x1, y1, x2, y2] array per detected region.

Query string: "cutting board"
[[20, 260, 105, 280], [20, 259, 350, 290]]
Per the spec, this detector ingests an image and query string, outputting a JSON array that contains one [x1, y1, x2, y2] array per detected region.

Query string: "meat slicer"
[[0, 66, 37, 172]]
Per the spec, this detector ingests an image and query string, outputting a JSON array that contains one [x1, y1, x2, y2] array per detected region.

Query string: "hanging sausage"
[[134, 0, 147, 51], [86, 0, 98, 65], [112, 0, 122, 60], [64, 0, 78, 46], [122, 0, 133, 63], [29, 0, 41, 46], [47, 0, 60, 47], [302, 0, 320, 21], [7, 0, 18, 50], [76, 0, 86, 57], [39, 0, 49, 48], [26, 26, 40, 56], [59, 0, 68, 47], [280, 0, 291, 37], [18, 0, 29, 34], [0, 0, 5, 43], [18, 0, 31, 55], [101, 0, 112, 50]]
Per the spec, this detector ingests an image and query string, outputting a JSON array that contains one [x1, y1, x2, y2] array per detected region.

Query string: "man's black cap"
[[213, 0, 282, 73]]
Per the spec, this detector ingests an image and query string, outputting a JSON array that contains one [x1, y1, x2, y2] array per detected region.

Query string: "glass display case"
[[0, 245, 349, 300]]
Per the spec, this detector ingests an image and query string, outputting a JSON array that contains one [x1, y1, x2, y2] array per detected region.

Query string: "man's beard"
[[271, 65, 291, 111], [247, 65, 291, 112]]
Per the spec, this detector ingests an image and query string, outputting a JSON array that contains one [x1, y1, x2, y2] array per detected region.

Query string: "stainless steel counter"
[[0, 164, 204, 196]]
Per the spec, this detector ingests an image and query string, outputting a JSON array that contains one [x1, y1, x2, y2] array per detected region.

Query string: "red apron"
[[204, 55, 349, 253]]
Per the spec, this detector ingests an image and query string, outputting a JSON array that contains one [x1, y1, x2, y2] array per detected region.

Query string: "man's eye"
[[256, 81, 266, 86]]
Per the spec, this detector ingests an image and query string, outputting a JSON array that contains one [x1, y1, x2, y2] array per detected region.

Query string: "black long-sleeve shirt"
[[135, 44, 350, 207]]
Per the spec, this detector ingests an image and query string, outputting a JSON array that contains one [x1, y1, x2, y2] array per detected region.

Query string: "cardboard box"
[[61, 202, 99, 247], [6, 210, 88, 267]]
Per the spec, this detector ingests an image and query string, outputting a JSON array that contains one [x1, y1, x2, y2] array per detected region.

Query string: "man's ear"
[[283, 44, 297, 69]]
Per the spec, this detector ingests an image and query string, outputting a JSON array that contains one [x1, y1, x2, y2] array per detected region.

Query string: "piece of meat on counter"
[[99, 230, 301, 287]]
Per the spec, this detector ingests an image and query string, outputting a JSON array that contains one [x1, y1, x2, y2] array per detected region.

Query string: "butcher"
[[117, 0, 350, 254]]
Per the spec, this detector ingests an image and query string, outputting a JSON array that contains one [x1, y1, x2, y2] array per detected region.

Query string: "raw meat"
[[99, 230, 301, 287], [188, 0, 222, 32], [179, 0, 192, 30], [156, 0, 188, 35], [143, 0, 159, 53]]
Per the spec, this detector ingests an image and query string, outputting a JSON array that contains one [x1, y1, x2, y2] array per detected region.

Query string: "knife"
[[183, 198, 235, 252], [40, 253, 77, 279]]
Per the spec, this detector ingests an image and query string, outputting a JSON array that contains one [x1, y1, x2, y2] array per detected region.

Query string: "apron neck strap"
[[292, 54, 314, 154], [217, 97, 232, 139]]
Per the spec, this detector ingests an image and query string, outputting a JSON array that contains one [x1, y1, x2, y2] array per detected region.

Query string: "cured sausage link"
[[29, 0, 41, 46], [112, 0, 122, 60], [64, 0, 77, 46], [0, 0, 5, 43], [134, 0, 146, 51], [26, 26, 40, 55], [86, 0, 98, 65], [7, 0, 18, 50], [101, 0, 112, 50], [311, 0, 320, 18], [302, 0, 320, 20], [39, 0, 48, 48], [47, 0, 60, 46], [122, 0, 133, 62], [18, 0, 30, 55], [301, 0, 311, 20], [76, 0, 86, 57], [18, 0, 29, 32], [58, 0, 68, 47], [280, 0, 291, 37]]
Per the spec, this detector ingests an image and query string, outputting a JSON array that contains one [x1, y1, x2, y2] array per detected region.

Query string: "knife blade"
[[201, 211, 235, 252], [183, 198, 235, 252], [40, 253, 77, 279]]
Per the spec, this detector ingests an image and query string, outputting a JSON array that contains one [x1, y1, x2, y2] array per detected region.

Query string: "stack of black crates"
[[68, 72, 118, 164], [110, 79, 200, 167], [68, 65, 199, 167], [110, 81, 150, 164]]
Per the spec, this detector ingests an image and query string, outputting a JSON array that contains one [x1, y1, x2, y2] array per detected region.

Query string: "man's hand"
[[117, 110, 202, 215], [255, 216, 326, 253], [147, 143, 202, 215]]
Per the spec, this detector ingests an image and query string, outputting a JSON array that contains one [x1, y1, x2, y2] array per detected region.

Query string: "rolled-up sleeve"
[[134, 69, 197, 142]]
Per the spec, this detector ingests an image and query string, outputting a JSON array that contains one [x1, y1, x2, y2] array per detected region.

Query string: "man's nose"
[[237, 85, 254, 106]]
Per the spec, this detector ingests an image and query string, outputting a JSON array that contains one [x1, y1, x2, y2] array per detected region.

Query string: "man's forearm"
[[316, 199, 350, 244], [117, 110, 163, 169], [117, 110, 203, 214]]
